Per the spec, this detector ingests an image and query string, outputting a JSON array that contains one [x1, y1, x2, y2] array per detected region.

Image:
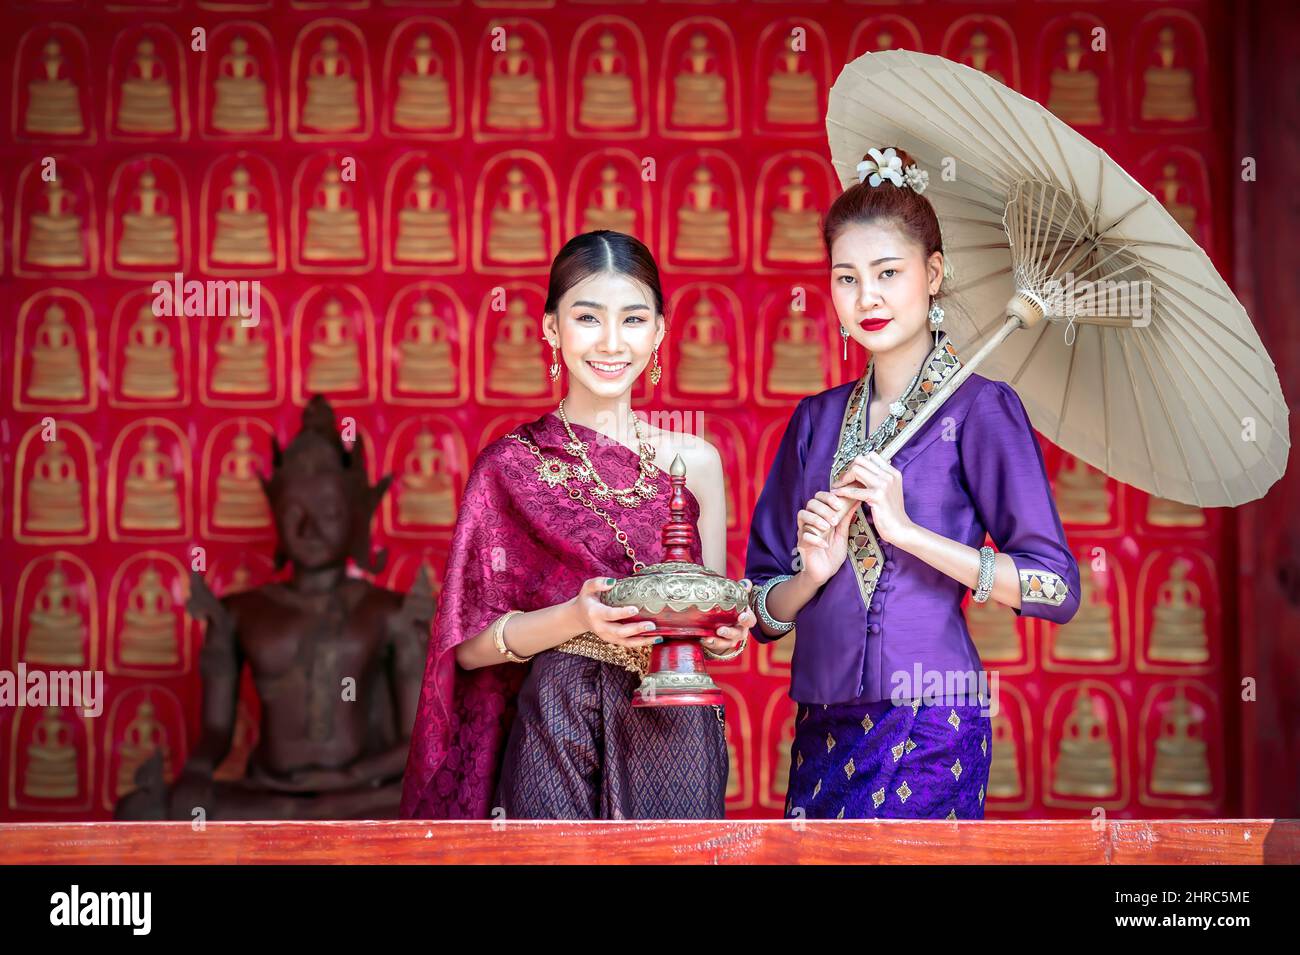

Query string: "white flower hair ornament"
[[856, 147, 930, 194]]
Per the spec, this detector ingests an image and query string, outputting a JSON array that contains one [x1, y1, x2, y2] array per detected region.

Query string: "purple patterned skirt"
[[494, 649, 729, 819], [784, 697, 991, 820]]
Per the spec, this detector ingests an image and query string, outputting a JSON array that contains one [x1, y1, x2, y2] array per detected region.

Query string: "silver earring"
[[840, 324, 849, 361], [928, 299, 945, 347]]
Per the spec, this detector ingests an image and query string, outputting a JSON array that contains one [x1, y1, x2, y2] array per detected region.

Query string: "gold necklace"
[[505, 432, 647, 572], [555, 399, 660, 508]]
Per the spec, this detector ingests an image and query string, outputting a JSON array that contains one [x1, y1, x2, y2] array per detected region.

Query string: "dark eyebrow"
[[832, 257, 904, 269], [571, 300, 650, 311]]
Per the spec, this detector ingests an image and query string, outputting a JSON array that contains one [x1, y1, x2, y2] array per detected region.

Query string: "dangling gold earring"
[[649, 346, 662, 385], [548, 342, 561, 381]]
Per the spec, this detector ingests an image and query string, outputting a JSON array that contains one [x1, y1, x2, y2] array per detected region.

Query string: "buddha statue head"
[[260, 394, 393, 574]]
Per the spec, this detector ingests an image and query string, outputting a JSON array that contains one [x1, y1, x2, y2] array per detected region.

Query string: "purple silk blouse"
[[745, 370, 1081, 704]]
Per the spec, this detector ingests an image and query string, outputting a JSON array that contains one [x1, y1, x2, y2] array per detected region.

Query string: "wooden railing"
[[1, 819, 1296, 864]]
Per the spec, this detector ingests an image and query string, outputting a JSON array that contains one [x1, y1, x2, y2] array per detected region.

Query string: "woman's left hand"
[[832, 451, 917, 547]]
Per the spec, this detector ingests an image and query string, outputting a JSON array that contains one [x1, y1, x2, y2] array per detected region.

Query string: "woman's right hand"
[[571, 577, 661, 648], [796, 491, 857, 586]]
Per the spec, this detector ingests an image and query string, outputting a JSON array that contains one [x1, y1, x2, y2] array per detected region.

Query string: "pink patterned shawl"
[[399, 411, 702, 818]]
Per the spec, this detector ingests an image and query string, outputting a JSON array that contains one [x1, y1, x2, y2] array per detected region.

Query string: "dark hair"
[[543, 230, 665, 319], [822, 146, 944, 286]]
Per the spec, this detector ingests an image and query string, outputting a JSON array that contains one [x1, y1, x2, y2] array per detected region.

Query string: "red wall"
[[0, 0, 1240, 819]]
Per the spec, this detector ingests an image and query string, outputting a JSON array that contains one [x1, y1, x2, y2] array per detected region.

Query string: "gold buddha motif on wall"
[[117, 38, 176, 134], [25, 564, 86, 665], [212, 165, 274, 266], [25, 178, 87, 269], [393, 33, 451, 131], [580, 31, 635, 129], [27, 303, 87, 402], [212, 36, 270, 134], [485, 34, 543, 130], [26, 39, 84, 136]]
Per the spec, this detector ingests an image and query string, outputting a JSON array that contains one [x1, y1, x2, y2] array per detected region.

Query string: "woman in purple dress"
[[745, 146, 1081, 820], [401, 230, 756, 820]]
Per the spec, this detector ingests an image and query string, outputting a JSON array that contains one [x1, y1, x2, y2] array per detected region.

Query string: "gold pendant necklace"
[[555, 399, 661, 508]]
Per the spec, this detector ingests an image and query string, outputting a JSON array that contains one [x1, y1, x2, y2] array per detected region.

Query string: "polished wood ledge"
[[1, 819, 1296, 864]]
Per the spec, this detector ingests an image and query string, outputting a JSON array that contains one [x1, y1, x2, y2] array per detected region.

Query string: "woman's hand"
[[571, 576, 661, 648], [796, 490, 857, 586], [832, 452, 917, 546], [702, 581, 756, 656]]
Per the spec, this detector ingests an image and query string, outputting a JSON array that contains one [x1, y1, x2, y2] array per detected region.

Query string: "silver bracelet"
[[973, 546, 996, 603], [753, 574, 796, 634]]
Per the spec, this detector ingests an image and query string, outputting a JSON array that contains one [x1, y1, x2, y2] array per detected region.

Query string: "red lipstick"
[[859, 318, 892, 331]]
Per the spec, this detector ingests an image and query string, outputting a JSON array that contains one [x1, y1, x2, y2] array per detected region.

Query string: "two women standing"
[[401, 145, 1079, 821]]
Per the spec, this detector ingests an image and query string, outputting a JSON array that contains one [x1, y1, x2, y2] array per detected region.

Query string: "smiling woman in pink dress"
[[400, 230, 757, 819]]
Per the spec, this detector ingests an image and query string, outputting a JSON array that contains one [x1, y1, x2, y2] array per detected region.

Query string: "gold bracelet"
[[702, 632, 748, 662], [492, 610, 533, 663]]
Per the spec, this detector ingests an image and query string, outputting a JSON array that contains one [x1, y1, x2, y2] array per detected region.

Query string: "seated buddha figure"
[[122, 306, 180, 399], [674, 165, 732, 262], [212, 36, 269, 134], [580, 31, 635, 129], [117, 170, 180, 267], [119, 566, 179, 666], [26, 39, 85, 136], [965, 591, 1020, 662], [1052, 563, 1115, 661], [25, 178, 87, 269], [581, 164, 636, 235], [486, 165, 546, 264], [1055, 453, 1110, 524], [676, 298, 733, 395], [305, 298, 362, 393], [212, 165, 274, 266], [485, 34, 542, 130], [117, 38, 176, 134], [25, 565, 86, 666], [1141, 26, 1197, 122], [26, 440, 86, 534], [397, 431, 455, 526], [120, 432, 182, 531], [393, 33, 450, 131], [672, 32, 727, 128], [395, 165, 454, 264], [1047, 29, 1102, 126], [212, 311, 270, 395], [767, 306, 824, 394], [1148, 558, 1208, 663], [489, 297, 547, 396], [114, 396, 435, 820], [116, 700, 173, 798], [1151, 687, 1211, 796], [28, 302, 87, 402], [960, 30, 1006, 87], [24, 708, 79, 800], [765, 34, 817, 126], [1147, 493, 1204, 528], [986, 711, 1022, 799], [397, 297, 455, 394], [303, 167, 364, 263], [1053, 689, 1116, 797], [1154, 162, 1200, 241], [767, 167, 823, 263], [773, 713, 795, 800], [213, 431, 272, 529], [302, 34, 361, 133]]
